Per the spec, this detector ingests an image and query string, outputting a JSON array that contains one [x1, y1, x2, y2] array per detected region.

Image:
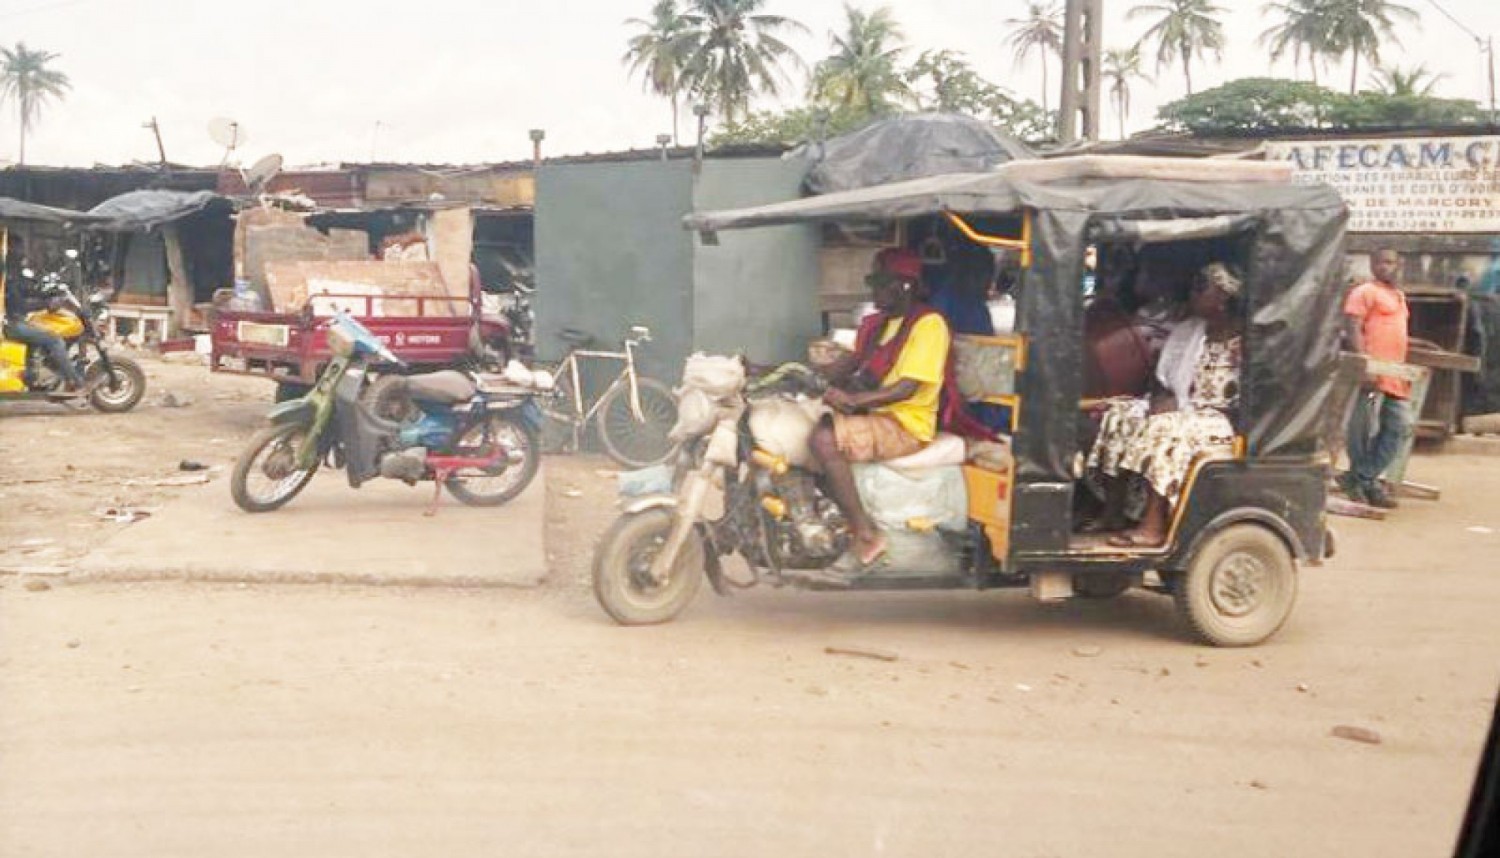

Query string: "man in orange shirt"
[[811, 247, 951, 568], [1340, 247, 1412, 509]]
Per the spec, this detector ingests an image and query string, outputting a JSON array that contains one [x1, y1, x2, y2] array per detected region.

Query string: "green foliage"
[[1128, 0, 1227, 94], [709, 47, 1054, 149], [708, 102, 871, 147], [1155, 77, 1488, 134], [808, 4, 913, 115], [0, 42, 70, 166]]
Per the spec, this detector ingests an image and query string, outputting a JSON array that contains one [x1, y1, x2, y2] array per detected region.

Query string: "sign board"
[[1264, 136, 1500, 233]]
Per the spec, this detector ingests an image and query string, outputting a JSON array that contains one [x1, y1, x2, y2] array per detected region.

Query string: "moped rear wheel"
[[593, 508, 704, 625], [596, 377, 677, 469], [85, 357, 146, 413], [443, 415, 540, 506], [230, 423, 320, 513]]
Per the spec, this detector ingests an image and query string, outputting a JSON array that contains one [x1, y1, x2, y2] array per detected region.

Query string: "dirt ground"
[[2, 354, 1498, 858]]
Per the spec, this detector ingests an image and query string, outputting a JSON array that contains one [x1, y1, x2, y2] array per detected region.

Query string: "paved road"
[[2, 453, 1497, 858]]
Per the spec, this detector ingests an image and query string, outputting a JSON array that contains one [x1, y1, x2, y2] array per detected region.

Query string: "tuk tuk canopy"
[[685, 155, 1350, 485]]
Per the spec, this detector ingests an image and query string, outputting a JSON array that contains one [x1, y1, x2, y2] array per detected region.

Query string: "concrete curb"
[[2, 566, 545, 589]]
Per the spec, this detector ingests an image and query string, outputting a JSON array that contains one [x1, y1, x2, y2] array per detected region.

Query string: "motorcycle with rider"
[[0, 230, 146, 412]]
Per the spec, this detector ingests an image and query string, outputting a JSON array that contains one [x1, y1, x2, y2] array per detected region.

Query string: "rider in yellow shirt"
[[811, 247, 952, 569]]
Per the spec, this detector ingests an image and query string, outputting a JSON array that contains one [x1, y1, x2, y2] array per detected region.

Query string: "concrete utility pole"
[[1057, 0, 1103, 143]]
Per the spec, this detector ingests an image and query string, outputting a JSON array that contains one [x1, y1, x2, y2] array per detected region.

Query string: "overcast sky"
[[1, 0, 1496, 169]]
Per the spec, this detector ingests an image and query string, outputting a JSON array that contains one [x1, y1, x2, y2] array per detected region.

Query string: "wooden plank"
[[1407, 346, 1482, 374], [1397, 481, 1441, 501]]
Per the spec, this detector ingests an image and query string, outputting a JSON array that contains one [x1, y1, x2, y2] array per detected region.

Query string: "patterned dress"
[[1087, 336, 1241, 503]]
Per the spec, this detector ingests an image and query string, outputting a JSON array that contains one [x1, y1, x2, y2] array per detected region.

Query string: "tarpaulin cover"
[[88, 190, 227, 231], [800, 112, 1034, 196], [0, 196, 103, 225], [685, 155, 1349, 485]]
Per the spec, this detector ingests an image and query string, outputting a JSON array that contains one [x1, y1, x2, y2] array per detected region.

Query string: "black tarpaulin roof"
[[800, 113, 1035, 195], [87, 189, 229, 231], [687, 155, 1332, 232], [0, 196, 104, 224]]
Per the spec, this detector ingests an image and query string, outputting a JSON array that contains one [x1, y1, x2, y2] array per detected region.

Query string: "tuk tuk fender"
[[1175, 508, 1307, 572]]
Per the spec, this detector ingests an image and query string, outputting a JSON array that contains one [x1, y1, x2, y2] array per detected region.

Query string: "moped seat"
[[403, 370, 476, 405]]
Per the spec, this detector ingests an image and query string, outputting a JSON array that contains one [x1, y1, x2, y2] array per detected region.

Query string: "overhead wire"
[[1422, 0, 1486, 45]]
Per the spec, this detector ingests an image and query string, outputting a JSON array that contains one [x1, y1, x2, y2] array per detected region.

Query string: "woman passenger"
[[1085, 262, 1244, 547]]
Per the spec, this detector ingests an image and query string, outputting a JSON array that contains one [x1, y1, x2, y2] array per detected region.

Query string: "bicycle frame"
[[548, 330, 650, 437]]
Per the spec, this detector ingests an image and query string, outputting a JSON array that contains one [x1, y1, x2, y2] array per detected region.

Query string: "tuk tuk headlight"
[[326, 324, 356, 357]]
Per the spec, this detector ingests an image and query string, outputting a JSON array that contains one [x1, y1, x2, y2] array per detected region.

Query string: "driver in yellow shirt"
[[811, 247, 951, 569]]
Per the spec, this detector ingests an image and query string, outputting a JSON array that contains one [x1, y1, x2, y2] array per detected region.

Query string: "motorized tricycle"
[[230, 311, 543, 514], [0, 245, 147, 412], [592, 155, 1354, 647]]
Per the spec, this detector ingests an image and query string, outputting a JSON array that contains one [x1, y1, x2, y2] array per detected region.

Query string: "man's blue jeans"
[[4, 319, 83, 386], [1346, 390, 1412, 490]]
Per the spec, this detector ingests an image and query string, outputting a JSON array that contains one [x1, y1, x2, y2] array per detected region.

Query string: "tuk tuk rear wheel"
[[1174, 523, 1296, 647], [593, 508, 704, 625]]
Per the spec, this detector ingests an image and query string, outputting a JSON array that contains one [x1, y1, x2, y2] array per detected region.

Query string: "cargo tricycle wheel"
[[1173, 523, 1296, 647]]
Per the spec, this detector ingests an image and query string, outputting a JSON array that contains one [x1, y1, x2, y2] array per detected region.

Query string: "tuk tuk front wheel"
[[593, 508, 705, 625], [1173, 523, 1296, 647]]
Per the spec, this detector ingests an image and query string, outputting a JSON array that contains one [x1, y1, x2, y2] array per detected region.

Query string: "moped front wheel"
[[593, 508, 704, 625], [444, 415, 540, 506], [230, 423, 320, 513], [85, 356, 146, 413], [596, 377, 677, 469]]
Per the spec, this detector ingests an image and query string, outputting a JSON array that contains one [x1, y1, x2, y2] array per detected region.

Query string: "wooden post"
[[162, 224, 193, 339]]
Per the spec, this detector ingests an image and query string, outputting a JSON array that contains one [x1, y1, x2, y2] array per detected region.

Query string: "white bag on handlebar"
[[679, 353, 745, 401], [670, 387, 719, 442]]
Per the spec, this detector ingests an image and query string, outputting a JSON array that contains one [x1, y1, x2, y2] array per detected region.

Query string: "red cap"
[[875, 247, 923, 282]]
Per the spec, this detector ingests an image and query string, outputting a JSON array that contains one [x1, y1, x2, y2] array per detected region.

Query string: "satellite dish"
[[242, 153, 283, 195], [207, 117, 247, 166]]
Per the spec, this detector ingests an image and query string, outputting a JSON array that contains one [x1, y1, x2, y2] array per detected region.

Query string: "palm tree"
[[809, 4, 913, 115], [1102, 46, 1150, 140], [0, 43, 70, 166], [676, 0, 808, 125], [1321, 0, 1420, 95], [1003, 2, 1063, 113], [1258, 0, 1336, 86], [1369, 61, 1444, 96], [1128, 0, 1226, 95], [623, 1, 694, 144]]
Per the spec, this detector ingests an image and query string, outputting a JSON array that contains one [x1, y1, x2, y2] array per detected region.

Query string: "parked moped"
[[230, 311, 542, 514]]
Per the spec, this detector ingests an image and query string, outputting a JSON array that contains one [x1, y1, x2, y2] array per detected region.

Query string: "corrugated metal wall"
[[534, 155, 816, 389]]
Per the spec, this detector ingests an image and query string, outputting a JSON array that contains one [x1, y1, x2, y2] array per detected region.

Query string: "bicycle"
[[536, 324, 678, 469]]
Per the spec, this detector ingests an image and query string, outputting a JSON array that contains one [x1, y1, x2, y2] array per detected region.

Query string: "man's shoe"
[[1364, 484, 1399, 510], [1335, 473, 1368, 504]]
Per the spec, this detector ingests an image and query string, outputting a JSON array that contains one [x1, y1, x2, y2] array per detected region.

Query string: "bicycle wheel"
[[536, 364, 579, 454], [596, 376, 678, 469]]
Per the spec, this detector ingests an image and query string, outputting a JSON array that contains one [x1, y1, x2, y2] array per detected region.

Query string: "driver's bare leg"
[[808, 422, 886, 564]]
